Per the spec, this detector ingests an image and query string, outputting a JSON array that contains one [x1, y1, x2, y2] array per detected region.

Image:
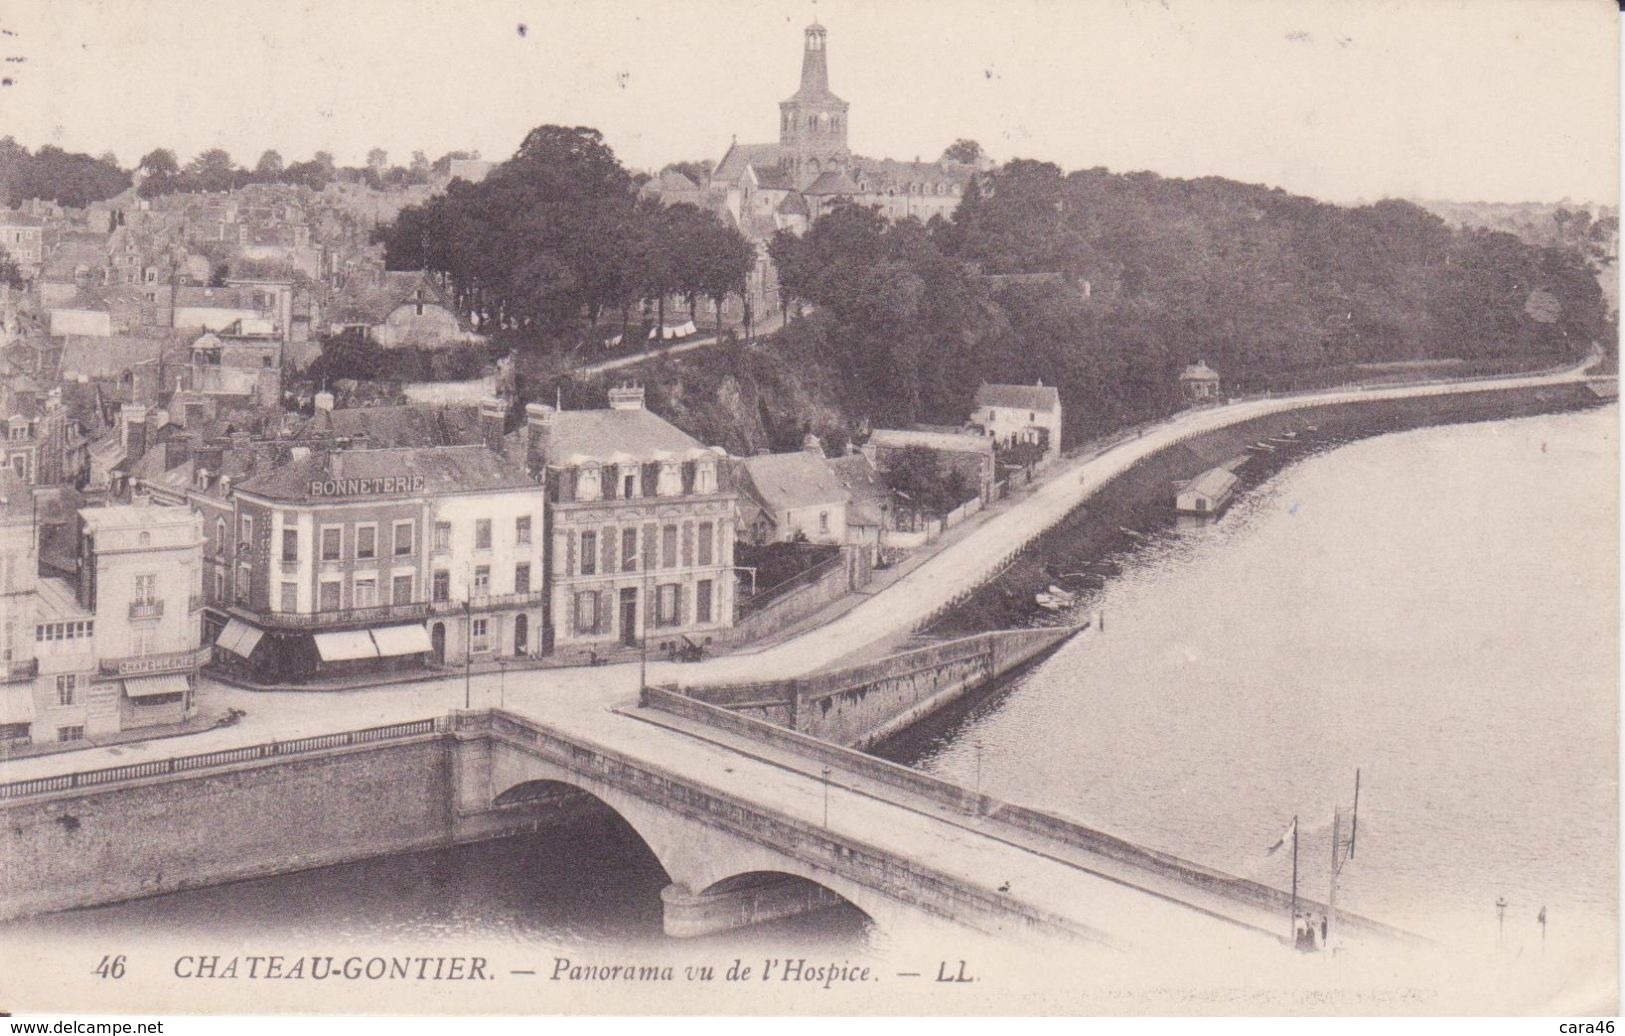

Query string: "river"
[[7, 407, 1616, 972]]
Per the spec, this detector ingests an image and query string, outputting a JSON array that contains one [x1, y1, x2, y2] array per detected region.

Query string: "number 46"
[[93, 955, 126, 979]]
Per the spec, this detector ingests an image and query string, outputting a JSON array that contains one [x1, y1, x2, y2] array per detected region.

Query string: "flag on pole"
[[1268, 817, 1297, 855]]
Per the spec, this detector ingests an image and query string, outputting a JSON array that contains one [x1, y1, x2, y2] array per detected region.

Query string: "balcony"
[[129, 600, 165, 620], [236, 590, 548, 631], [98, 646, 211, 678], [0, 659, 39, 683]]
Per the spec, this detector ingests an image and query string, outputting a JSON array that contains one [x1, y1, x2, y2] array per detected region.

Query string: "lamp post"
[[497, 655, 507, 710], [463, 595, 472, 710], [821, 766, 831, 827]]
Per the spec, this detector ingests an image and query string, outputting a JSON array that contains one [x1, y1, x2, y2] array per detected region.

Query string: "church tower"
[[778, 22, 850, 187]]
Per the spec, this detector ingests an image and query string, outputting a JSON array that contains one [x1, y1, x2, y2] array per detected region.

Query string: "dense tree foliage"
[[379, 126, 754, 347], [771, 162, 1610, 442], [0, 138, 130, 208]]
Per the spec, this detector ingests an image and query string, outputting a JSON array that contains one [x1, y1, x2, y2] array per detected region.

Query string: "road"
[[573, 307, 790, 376]]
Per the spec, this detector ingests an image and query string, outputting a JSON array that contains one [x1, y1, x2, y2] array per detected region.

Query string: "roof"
[[174, 285, 261, 310], [713, 142, 786, 186], [235, 445, 534, 503], [739, 451, 848, 514], [536, 407, 707, 466], [79, 502, 197, 532], [804, 170, 861, 196], [975, 382, 1061, 413], [36, 577, 92, 620], [298, 403, 483, 448], [1183, 467, 1239, 499], [0, 210, 43, 228], [0, 469, 32, 523], [849, 157, 975, 192], [776, 191, 810, 217], [868, 428, 994, 455], [59, 333, 181, 380], [326, 270, 466, 328], [1181, 361, 1221, 381]]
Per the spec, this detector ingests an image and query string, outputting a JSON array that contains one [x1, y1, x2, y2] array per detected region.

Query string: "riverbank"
[[925, 380, 1610, 637]]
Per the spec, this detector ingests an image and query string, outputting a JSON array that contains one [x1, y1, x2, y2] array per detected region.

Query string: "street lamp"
[[496, 655, 508, 710]]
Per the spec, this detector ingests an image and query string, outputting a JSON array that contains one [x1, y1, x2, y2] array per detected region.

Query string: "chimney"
[[290, 445, 311, 462], [314, 390, 334, 412], [219, 474, 232, 497], [607, 383, 645, 410], [524, 402, 555, 477], [478, 396, 506, 454], [125, 413, 148, 463]]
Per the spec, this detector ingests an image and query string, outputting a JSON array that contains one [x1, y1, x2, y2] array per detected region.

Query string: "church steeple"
[[798, 22, 830, 99], [779, 20, 850, 182]]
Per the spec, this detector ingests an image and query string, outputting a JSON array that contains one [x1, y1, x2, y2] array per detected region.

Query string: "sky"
[[0, 0, 1616, 206]]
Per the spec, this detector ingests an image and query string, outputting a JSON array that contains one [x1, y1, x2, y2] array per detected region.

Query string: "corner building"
[[217, 444, 545, 684], [524, 386, 737, 659]]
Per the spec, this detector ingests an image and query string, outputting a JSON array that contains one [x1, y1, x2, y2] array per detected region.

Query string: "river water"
[[8, 408, 1617, 971], [899, 404, 1619, 964]]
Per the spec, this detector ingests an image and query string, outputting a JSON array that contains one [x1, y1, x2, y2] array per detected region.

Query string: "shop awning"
[[123, 674, 191, 699], [216, 619, 265, 658], [313, 630, 379, 662], [0, 690, 35, 724], [370, 623, 432, 658]]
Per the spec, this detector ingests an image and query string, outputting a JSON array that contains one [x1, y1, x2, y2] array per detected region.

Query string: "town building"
[[212, 435, 545, 684], [1, 478, 205, 751], [326, 270, 480, 349], [2, 387, 72, 484], [525, 385, 737, 659], [0, 210, 44, 280], [1180, 360, 1223, 402], [735, 445, 849, 546], [969, 381, 1064, 464]]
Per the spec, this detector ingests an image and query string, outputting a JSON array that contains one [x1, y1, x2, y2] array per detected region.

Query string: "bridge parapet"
[[672, 624, 1082, 746]]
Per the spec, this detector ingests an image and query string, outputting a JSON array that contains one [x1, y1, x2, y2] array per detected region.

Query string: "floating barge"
[[1175, 465, 1240, 516]]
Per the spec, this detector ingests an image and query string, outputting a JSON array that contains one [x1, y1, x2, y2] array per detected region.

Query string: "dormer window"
[[656, 462, 683, 497], [575, 463, 602, 502], [694, 460, 717, 495]]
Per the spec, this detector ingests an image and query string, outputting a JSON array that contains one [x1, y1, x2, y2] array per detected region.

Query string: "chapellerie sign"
[[309, 475, 427, 498]]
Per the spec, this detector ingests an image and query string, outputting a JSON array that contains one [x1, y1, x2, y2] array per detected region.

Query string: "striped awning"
[[123, 674, 190, 699], [216, 619, 265, 658], [314, 630, 378, 662], [370, 623, 431, 658]]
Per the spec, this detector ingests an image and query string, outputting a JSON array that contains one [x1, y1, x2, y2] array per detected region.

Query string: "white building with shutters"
[[519, 385, 738, 660]]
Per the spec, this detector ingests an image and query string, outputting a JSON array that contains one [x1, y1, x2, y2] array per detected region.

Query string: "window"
[[35, 621, 94, 642], [574, 591, 598, 633], [662, 525, 677, 569], [214, 569, 225, 601], [133, 573, 156, 603], [694, 461, 716, 495], [657, 584, 679, 626], [240, 515, 253, 545], [392, 574, 413, 605], [132, 628, 152, 657], [281, 528, 298, 563], [622, 528, 638, 572], [515, 516, 531, 546], [819, 511, 830, 534], [514, 563, 531, 594], [697, 522, 714, 565], [321, 526, 341, 561], [433, 522, 451, 552], [55, 674, 76, 706], [354, 578, 376, 607], [473, 565, 490, 595], [475, 519, 492, 550], [623, 473, 637, 498], [356, 525, 376, 559], [216, 518, 226, 553], [57, 725, 85, 743], [319, 580, 341, 611], [697, 579, 713, 624], [280, 582, 297, 612], [432, 570, 450, 603], [580, 531, 597, 576], [471, 617, 489, 651], [138, 531, 151, 546], [393, 521, 413, 557]]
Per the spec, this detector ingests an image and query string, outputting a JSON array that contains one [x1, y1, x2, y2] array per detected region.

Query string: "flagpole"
[[1289, 813, 1298, 946], [1327, 806, 1341, 950]]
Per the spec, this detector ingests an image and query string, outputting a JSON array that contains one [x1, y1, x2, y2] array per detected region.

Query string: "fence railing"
[[0, 717, 444, 800], [240, 590, 548, 630], [736, 551, 844, 620]]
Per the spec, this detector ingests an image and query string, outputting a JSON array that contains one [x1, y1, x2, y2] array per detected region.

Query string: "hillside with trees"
[[768, 161, 1610, 443]]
